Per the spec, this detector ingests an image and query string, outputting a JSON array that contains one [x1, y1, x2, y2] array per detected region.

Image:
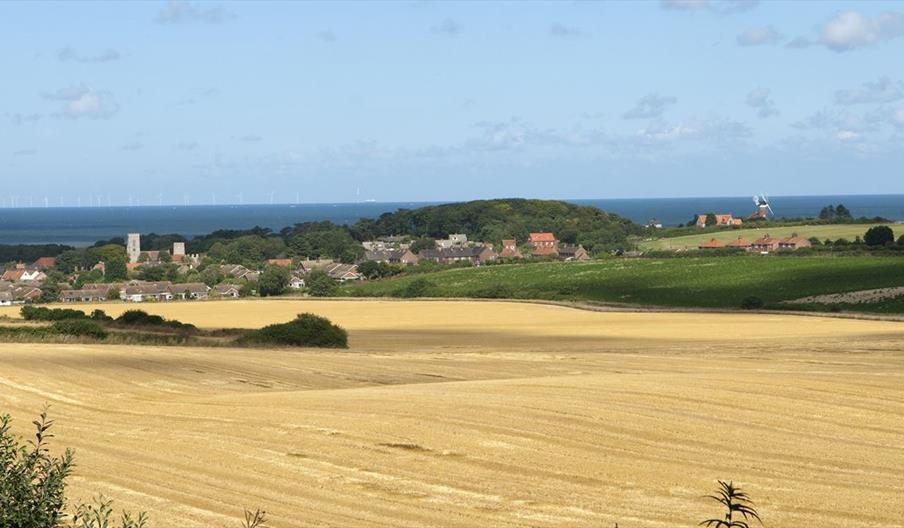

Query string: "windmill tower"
[[749, 193, 774, 220], [127, 233, 141, 263]]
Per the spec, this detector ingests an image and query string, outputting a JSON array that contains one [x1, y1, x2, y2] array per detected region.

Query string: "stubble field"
[[1, 300, 902, 527]]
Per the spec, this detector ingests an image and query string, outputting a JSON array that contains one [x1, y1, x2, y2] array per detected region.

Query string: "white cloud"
[[835, 77, 904, 105], [746, 88, 779, 118], [892, 108, 904, 128], [156, 1, 234, 24], [736, 26, 782, 46], [635, 119, 752, 143], [818, 10, 904, 51], [42, 84, 119, 119], [836, 130, 859, 141], [316, 30, 336, 42], [176, 141, 199, 150], [793, 108, 883, 134], [660, 0, 757, 14], [57, 47, 120, 63], [431, 19, 461, 37], [549, 24, 586, 38], [623, 94, 677, 119]]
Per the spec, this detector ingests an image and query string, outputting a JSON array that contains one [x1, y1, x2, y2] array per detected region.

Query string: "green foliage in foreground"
[[50, 320, 109, 339], [237, 313, 348, 348], [0, 410, 266, 528], [343, 256, 904, 312]]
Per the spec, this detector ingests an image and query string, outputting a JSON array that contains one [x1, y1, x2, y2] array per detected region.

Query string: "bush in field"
[[237, 313, 348, 348], [114, 310, 195, 331], [398, 278, 433, 298], [21, 306, 87, 321], [740, 296, 765, 310], [89, 309, 113, 322], [471, 283, 515, 299], [700, 480, 761, 528], [51, 320, 109, 340], [863, 225, 894, 247]]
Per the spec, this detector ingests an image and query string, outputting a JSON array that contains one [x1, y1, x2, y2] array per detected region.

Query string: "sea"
[[1, 195, 902, 246]]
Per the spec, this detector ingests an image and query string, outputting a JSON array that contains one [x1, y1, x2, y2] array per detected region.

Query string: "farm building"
[[528, 232, 558, 256]]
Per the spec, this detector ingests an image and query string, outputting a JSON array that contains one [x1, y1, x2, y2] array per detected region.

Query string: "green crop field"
[[342, 256, 904, 312], [640, 223, 883, 251]]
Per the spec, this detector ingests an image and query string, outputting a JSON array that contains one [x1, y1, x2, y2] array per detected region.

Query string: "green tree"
[[104, 256, 128, 282], [898, 235, 904, 246], [306, 269, 337, 297], [200, 266, 224, 287], [818, 205, 836, 220], [835, 204, 852, 219], [39, 282, 61, 304], [863, 225, 894, 246], [258, 265, 291, 297], [408, 237, 436, 253], [704, 213, 718, 228]]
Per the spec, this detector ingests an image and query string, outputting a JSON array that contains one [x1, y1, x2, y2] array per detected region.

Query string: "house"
[[289, 275, 306, 289], [528, 232, 558, 256], [418, 246, 497, 266], [220, 264, 257, 281], [0, 291, 12, 306], [695, 214, 743, 228], [59, 288, 109, 303], [297, 259, 335, 273], [778, 234, 811, 250], [321, 263, 363, 282], [213, 284, 241, 298], [12, 285, 42, 302], [266, 258, 294, 267], [362, 249, 420, 266], [558, 244, 590, 261], [33, 257, 57, 269], [698, 238, 727, 250], [498, 239, 523, 259], [362, 236, 409, 252], [92, 261, 106, 274], [174, 282, 210, 300], [122, 281, 175, 302], [1, 267, 45, 282], [725, 237, 753, 250], [435, 234, 469, 249], [751, 234, 781, 252]]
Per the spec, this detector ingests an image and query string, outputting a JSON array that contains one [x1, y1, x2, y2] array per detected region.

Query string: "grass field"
[[640, 223, 882, 250], [340, 256, 904, 311], [1, 300, 902, 527]]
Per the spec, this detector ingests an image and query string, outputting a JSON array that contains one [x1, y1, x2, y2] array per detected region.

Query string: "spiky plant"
[[242, 509, 267, 528], [700, 480, 762, 528]]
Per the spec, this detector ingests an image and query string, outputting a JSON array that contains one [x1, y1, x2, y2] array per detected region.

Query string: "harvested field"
[[1, 300, 903, 527]]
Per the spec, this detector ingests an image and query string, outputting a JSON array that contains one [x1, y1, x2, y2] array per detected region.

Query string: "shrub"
[[21, 305, 88, 321], [0, 409, 74, 527], [51, 319, 109, 339], [864, 225, 894, 247], [237, 313, 348, 348], [740, 296, 765, 310], [700, 480, 761, 528], [90, 309, 113, 322], [471, 284, 515, 299], [114, 310, 195, 331], [398, 278, 434, 298]]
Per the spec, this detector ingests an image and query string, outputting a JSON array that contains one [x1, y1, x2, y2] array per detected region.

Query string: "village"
[[0, 231, 590, 305]]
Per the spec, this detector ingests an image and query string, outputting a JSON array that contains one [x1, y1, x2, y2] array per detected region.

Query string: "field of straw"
[[1, 300, 902, 527]]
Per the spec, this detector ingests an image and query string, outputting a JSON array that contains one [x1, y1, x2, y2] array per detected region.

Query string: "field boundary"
[[260, 295, 904, 323]]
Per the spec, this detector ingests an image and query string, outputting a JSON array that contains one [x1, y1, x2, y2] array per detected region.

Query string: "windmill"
[[750, 193, 774, 219]]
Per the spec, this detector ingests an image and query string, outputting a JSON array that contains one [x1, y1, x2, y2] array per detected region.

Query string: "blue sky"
[[3, 0, 904, 205]]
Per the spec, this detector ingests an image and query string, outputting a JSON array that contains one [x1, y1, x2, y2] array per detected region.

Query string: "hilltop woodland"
[[26, 199, 642, 270]]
